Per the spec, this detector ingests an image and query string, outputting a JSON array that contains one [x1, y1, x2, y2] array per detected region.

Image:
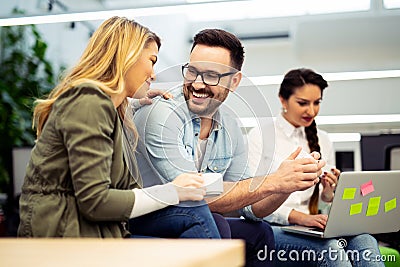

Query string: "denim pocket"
[[207, 157, 231, 173]]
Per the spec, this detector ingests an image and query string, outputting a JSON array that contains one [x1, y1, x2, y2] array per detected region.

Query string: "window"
[[384, 0, 400, 9]]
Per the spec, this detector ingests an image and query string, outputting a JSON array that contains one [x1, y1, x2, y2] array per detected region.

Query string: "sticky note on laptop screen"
[[360, 180, 375, 196], [350, 203, 363, 215], [342, 188, 357, 200], [385, 198, 397, 213], [366, 196, 381, 216]]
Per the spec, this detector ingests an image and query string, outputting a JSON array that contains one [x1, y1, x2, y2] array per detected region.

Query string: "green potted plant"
[[0, 10, 56, 200]]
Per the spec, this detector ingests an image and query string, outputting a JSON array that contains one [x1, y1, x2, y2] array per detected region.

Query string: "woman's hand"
[[289, 209, 328, 229], [302, 214, 328, 229], [321, 168, 340, 202], [137, 89, 173, 106], [131, 89, 173, 110], [171, 173, 206, 202]]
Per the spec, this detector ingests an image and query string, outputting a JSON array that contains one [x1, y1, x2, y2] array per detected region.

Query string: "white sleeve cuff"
[[263, 206, 292, 225], [128, 97, 142, 111], [130, 183, 179, 219]]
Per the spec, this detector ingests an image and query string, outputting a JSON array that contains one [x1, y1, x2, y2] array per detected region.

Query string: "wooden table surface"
[[0, 238, 245, 267]]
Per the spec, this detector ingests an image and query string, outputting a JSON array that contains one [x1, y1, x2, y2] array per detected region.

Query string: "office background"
[[1, 0, 400, 196]]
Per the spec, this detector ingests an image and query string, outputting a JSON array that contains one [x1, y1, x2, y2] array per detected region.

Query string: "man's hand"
[[267, 147, 325, 194]]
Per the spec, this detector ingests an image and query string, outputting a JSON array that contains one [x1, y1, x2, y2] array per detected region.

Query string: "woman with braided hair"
[[248, 68, 382, 266]]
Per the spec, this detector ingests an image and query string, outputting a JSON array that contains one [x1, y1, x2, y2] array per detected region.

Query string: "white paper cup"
[[202, 173, 223, 196], [322, 164, 336, 174], [296, 149, 315, 160]]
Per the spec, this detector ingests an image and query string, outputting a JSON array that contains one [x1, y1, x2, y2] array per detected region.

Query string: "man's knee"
[[252, 221, 275, 250], [228, 219, 275, 250], [212, 213, 231, 238]]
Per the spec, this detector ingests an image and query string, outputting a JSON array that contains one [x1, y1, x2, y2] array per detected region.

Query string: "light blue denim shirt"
[[134, 86, 259, 220]]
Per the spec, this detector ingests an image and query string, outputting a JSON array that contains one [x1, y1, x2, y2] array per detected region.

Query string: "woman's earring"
[[282, 107, 288, 113]]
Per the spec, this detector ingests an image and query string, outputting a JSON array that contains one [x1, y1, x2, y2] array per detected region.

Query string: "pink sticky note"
[[361, 180, 375, 196]]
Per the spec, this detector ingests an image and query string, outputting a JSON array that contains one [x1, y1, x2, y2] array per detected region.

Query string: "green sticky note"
[[366, 196, 381, 216], [385, 198, 397, 213], [342, 188, 357, 200], [350, 203, 363, 215]]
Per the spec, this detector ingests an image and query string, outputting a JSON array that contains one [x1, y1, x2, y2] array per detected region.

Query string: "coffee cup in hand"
[[322, 164, 336, 174], [296, 149, 316, 161], [202, 173, 223, 196]]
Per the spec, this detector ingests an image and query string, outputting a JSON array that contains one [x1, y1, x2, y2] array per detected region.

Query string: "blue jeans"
[[129, 204, 221, 238], [272, 226, 384, 267]]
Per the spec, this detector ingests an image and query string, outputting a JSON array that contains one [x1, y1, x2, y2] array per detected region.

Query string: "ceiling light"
[[239, 114, 400, 128], [316, 114, 400, 125], [186, 0, 224, 3], [247, 69, 400, 86], [328, 133, 361, 142], [0, 0, 371, 26], [384, 0, 400, 9], [0, 6, 181, 26]]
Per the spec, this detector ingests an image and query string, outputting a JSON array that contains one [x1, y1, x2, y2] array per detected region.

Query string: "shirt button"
[[195, 133, 198, 136], [213, 167, 218, 171]]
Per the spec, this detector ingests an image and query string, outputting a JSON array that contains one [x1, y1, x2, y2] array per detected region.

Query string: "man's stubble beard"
[[183, 84, 229, 117]]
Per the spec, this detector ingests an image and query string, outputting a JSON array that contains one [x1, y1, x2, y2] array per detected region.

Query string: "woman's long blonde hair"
[[33, 16, 161, 144]]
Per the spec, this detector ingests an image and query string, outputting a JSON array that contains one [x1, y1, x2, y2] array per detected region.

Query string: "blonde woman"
[[18, 16, 220, 238]]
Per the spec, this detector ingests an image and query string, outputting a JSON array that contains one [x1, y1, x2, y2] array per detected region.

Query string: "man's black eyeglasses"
[[181, 63, 237, 86]]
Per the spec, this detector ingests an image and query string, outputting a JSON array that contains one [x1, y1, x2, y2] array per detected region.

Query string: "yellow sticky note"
[[342, 188, 357, 200], [366, 196, 381, 216], [350, 203, 363, 215], [385, 198, 397, 213]]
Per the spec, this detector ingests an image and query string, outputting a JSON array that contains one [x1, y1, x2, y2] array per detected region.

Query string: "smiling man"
[[132, 29, 324, 267]]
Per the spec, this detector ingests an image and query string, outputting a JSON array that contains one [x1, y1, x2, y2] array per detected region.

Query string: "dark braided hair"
[[306, 120, 322, 215], [279, 68, 328, 215]]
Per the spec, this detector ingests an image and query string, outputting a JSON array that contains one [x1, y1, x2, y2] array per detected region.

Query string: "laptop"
[[281, 170, 400, 238]]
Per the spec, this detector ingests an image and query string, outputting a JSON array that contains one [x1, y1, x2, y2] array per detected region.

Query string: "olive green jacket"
[[18, 86, 138, 237]]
